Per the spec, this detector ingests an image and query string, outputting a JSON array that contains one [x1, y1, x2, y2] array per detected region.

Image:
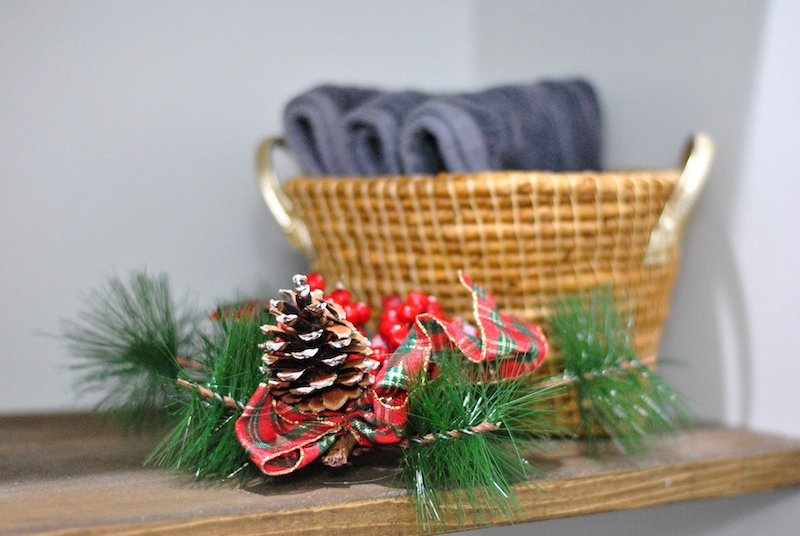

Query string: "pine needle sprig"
[[400, 351, 564, 531], [148, 307, 271, 482], [62, 271, 199, 430], [549, 286, 691, 455]]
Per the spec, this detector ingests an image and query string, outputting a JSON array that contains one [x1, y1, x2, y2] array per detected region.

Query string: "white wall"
[[733, 0, 800, 439], [0, 0, 477, 412]]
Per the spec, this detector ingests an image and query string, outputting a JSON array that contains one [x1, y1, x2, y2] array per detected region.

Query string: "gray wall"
[[3, 1, 800, 534], [473, 0, 770, 431], [1, 0, 477, 411]]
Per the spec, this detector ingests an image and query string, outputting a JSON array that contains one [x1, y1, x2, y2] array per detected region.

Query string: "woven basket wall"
[[259, 134, 713, 432], [279, 171, 680, 430]]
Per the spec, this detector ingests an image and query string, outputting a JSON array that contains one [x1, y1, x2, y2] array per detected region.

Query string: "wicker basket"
[[256, 134, 714, 431]]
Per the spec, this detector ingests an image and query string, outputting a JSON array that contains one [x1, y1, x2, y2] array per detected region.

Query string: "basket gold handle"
[[255, 137, 316, 258], [643, 133, 715, 265]]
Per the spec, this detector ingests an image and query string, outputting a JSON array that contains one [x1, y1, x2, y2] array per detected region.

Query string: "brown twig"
[[175, 356, 210, 371], [176, 378, 243, 411], [409, 420, 503, 445], [535, 355, 658, 390]]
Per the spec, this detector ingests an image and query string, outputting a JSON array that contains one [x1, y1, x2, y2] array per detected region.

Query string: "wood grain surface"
[[1, 414, 800, 535]]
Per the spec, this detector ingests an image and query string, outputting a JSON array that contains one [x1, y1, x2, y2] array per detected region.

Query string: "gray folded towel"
[[343, 91, 429, 176], [282, 80, 602, 177], [283, 85, 379, 176], [538, 80, 602, 171], [399, 80, 602, 174]]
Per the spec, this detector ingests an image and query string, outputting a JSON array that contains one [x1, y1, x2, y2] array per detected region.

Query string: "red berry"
[[306, 272, 325, 292], [424, 296, 446, 319], [378, 320, 396, 342], [328, 287, 352, 305], [370, 346, 389, 364], [380, 307, 400, 326], [353, 301, 371, 325], [378, 310, 401, 341], [342, 302, 356, 322], [371, 334, 389, 351], [386, 323, 409, 351], [399, 303, 421, 324], [405, 291, 429, 311], [382, 294, 402, 310]]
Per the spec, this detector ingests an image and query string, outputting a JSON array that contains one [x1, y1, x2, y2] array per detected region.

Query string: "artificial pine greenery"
[[400, 352, 563, 531], [63, 271, 271, 480], [399, 287, 690, 529], [62, 271, 198, 430], [148, 306, 272, 482], [63, 271, 690, 532], [549, 286, 691, 455]]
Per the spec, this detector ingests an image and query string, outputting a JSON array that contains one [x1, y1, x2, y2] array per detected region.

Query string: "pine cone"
[[260, 275, 379, 413]]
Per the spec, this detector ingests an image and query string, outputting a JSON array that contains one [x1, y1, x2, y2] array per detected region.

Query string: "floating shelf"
[[2, 414, 800, 535]]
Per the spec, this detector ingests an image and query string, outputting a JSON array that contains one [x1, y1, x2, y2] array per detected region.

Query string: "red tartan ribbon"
[[392, 272, 548, 376], [234, 386, 404, 475], [235, 272, 547, 475]]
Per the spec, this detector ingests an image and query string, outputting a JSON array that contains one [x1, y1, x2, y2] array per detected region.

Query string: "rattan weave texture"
[[259, 135, 713, 431]]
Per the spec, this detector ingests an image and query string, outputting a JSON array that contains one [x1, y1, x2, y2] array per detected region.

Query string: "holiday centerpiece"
[[63, 82, 714, 531], [64, 269, 690, 531]]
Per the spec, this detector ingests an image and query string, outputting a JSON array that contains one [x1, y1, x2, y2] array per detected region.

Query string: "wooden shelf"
[[2, 414, 800, 535]]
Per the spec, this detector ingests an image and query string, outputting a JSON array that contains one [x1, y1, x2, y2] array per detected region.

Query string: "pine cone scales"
[[261, 275, 379, 413]]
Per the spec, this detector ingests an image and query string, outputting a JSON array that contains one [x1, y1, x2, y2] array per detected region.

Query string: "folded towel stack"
[[283, 85, 379, 176], [283, 80, 601, 177]]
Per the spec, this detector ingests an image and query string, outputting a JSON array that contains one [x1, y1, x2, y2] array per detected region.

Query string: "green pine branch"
[[147, 307, 272, 482], [62, 271, 199, 431], [549, 286, 692, 455], [62, 270, 272, 482], [400, 352, 565, 531]]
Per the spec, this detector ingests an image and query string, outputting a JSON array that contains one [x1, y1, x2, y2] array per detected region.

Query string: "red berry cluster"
[[307, 273, 450, 365], [374, 291, 448, 354], [306, 273, 372, 329]]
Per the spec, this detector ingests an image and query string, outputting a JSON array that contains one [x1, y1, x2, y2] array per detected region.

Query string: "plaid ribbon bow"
[[235, 272, 547, 475]]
